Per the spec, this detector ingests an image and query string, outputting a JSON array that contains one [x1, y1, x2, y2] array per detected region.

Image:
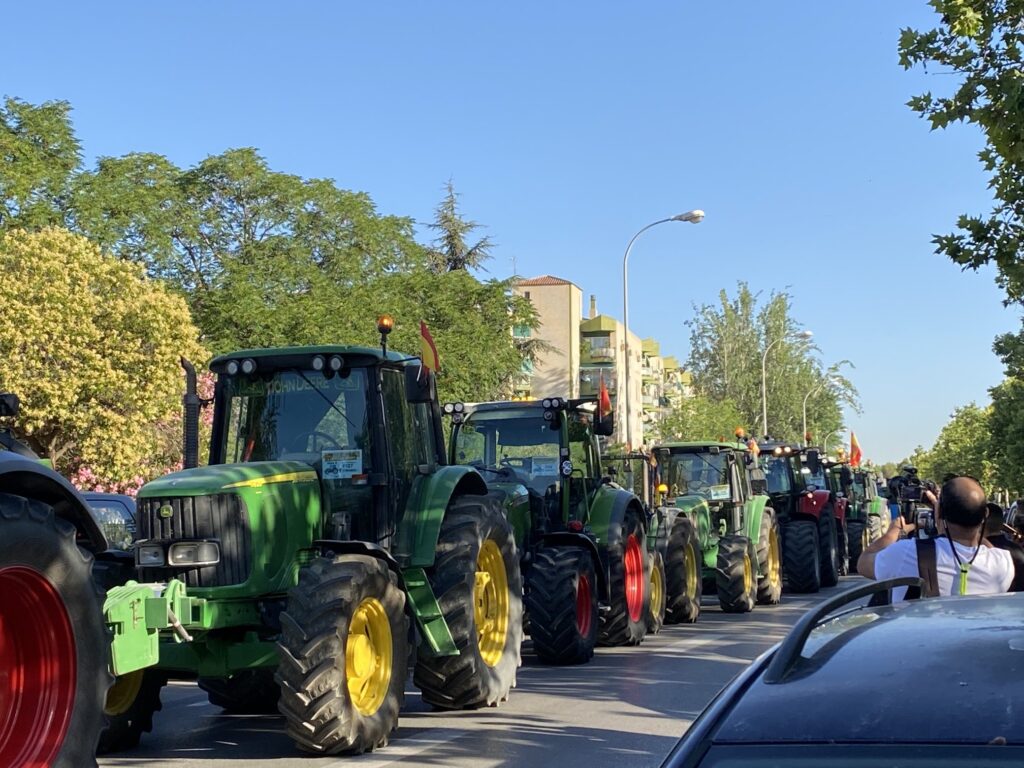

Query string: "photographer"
[[858, 476, 1013, 601]]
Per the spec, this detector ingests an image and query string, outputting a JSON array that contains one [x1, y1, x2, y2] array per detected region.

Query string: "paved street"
[[99, 578, 860, 768]]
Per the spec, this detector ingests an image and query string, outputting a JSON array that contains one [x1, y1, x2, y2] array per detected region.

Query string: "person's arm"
[[858, 515, 914, 579]]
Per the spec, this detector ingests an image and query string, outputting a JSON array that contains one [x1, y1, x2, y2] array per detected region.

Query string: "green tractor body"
[[844, 467, 890, 567], [447, 397, 653, 662], [652, 441, 782, 618]]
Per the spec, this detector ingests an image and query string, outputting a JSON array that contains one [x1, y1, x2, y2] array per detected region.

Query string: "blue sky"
[[3, 1, 1015, 461]]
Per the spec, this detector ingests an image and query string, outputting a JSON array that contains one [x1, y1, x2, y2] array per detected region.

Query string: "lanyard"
[[945, 533, 981, 595]]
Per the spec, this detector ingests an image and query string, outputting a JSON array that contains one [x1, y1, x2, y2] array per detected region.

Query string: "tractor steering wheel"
[[289, 430, 343, 452]]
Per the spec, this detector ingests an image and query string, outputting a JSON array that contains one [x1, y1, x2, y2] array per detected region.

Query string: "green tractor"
[[845, 467, 889, 568], [446, 397, 655, 665], [1, 337, 527, 765], [652, 440, 782, 619]]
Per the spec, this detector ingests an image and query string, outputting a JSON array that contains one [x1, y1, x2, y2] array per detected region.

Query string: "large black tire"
[[0, 491, 111, 768], [847, 519, 867, 573], [646, 549, 667, 634], [755, 510, 783, 605], [277, 555, 408, 755], [92, 556, 166, 754], [837, 515, 850, 577], [665, 516, 702, 624], [598, 507, 649, 646], [783, 519, 821, 593], [716, 535, 757, 613], [414, 496, 523, 709], [199, 670, 280, 714], [819, 510, 841, 588], [526, 546, 598, 665]]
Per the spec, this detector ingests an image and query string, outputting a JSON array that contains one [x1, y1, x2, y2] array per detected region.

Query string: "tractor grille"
[[137, 494, 252, 588]]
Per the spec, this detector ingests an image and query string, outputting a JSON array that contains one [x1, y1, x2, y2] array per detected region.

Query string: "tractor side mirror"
[[749, 468, 768, 495], [805, 449, 822, 475], [594, 414, 614, 437], [405, 366, 435, 404], [0, 393, 20, 418]]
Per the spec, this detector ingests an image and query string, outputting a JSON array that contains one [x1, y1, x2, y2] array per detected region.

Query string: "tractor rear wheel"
[[646, 549, 666, 634], [598, 508, 648, 646], [847, 520, 868, 573], [199, 670, 280, 714], [92, 556, 166, 754], [526, 546, 597, 665], [0, 492, 110, 768], [414, 495, 523, 709], [819, 510, 841, 587], [277, 555, 408, 755], [783, 519, 821, 593], [664, 516, 702, 624], [716, 535, 757, 613], [755, 511, 783, 605]]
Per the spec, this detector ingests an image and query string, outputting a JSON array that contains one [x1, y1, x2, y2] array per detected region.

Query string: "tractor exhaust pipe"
[[181, 357, 200, 469]]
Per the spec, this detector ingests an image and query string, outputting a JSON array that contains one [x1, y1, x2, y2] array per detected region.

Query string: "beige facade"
[[579, 313, 643, 448], [511, 276, 582, 399]]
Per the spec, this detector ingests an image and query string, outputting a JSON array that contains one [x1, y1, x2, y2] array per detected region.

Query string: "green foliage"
[[427, 180, 494, 273], [989, 379, 1024, 493], [683, 283, 858, 442], [0, 228, 206, 483], [658, 395, 747, 442], [926, 403, 995, 487]]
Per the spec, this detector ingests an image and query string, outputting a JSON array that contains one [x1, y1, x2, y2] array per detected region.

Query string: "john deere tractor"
[[845, 467, 889, 567], [652, 440, 782, 618], [759, 442, 846, 593], [0, 335, 526, 766], [446, 397, 653, 665]]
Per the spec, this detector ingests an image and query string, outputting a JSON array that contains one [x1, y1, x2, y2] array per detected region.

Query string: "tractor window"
[[454, 410, 560, 496], [761, 456, 792, 494]]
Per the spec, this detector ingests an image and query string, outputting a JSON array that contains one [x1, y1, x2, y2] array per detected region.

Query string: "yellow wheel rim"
[[651, 559, 665, 618], [475, 539, 509, 668], [684, 543, 698, 596], [104, 670, 144, 716], [743, 552, 753, 595], [768, 527, 781, 587], [862, 526, 871, 549], [346, 597, 392, 716]]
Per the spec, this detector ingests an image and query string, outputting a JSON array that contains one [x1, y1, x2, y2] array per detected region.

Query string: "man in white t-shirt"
[[858, 476, 1014, 601]]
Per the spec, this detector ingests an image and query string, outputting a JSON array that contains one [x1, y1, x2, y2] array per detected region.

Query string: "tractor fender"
[[0, 451, 107, 552], [833, 496, 849, 525], [742, 494, 770, 544], [394, 465, 488, 567], [541, 531, 608, 601], [588, 486, 647, 580], [312, 539, 405, 584], [673, 495, 713, 558], [797, 489, 831, 522]]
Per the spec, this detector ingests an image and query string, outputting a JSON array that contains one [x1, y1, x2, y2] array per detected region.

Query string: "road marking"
[[333, 728, 465, 767]]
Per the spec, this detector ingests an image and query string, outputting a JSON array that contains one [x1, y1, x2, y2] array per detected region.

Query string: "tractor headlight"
[[312, 355, 325, 371], [542, 398, 552, 408], [226, 360, 240, 376], [329, 355, 344, 371], [241, 358, 257, 375], [136, 544, 165, 567], [168, 541, 220, 567], [453, 402, 464, 413], [443, 403, 455, 414]]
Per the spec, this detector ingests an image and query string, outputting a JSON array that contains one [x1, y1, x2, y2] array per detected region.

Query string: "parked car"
[[661, 578, 1024, 767], [82, 492, 136, 551]]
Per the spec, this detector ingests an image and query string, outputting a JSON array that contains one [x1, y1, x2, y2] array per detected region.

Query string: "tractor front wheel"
[[598, 508, 648, 646], [277, 555, 408, 755], [414, 495, 523, 709], [819, 510, 841, 587], [665, 517, 702, 624], [199, 670, 280, 714], [716, 535, 757, 613], [646, 549, 667, 634], [755, 511, 783, 605], [526, 546, 598, 665], [0, 492, 110, 768], [847, 519, 868, 573], [783, 519, 821, 593]]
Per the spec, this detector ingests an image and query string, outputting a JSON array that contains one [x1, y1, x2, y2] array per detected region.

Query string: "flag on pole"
[[598, 371, 613, 418], [850, 432, 862, 468], [747, 438, 760, 459], [420, 321, 440, 373]]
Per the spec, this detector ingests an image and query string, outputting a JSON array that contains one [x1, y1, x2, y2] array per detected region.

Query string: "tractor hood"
[[674, 494, 712, 515], [138, 461, 319, 498]]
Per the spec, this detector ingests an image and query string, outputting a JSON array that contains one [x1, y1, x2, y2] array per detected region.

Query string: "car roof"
[[713, 592, 1024, 745]]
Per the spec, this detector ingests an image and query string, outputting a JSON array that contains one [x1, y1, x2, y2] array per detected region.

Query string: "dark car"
[[662, 578, 1024, 767], [82, 492, 137, 551]]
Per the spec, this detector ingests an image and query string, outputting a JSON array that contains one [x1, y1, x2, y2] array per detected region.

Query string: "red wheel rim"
[[624, 534, 643, 623], [575, 572, 592, 636], [0, 566, 77, 768]]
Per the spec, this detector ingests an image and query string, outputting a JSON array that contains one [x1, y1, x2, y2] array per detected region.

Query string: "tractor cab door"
[[566, 412, 600, 524]]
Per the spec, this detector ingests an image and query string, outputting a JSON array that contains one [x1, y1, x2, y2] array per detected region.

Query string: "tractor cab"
[[654, 441, 750, 536]]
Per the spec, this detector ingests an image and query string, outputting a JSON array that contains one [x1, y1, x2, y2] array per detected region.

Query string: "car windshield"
[[454, 409, 561, 494], [220, 368, 371, 470], [659, 450, 730, 501]]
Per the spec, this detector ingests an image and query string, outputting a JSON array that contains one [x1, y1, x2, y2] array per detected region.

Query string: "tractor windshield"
[[659, 450, 730, 501], [219, 369, 372, 472], [454, 410, 561, 495], [761, 456, 793, 494]]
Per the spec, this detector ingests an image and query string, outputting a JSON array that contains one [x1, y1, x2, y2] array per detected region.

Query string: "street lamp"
[[802, 376, 840, 445], [622, 210, 704, 449], [823, 430, 838, 455], [760, 329, 813, 437]]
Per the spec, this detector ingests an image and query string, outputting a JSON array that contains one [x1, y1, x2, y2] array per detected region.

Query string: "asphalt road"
[[99, 578, 861, 768]]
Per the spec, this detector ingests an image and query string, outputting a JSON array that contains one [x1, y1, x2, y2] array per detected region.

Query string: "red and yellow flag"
[[420, 321, 440, 372], [598, 372, 613, 418], [849, 432, 862, 468]]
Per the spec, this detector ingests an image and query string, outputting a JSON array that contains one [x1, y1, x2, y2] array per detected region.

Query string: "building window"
[[524, 291, 531, 300]]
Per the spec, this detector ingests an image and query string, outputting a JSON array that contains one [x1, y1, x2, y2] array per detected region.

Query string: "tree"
[[427, 180, 494, 273], [926, 403, 994, 487], [989, 379, 1024, 494], [0, 228, 206, 485], [659, 395, 747, 442]]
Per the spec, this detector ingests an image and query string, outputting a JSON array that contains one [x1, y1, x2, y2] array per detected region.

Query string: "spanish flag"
[[420, 321, 440, 373], [598, 371, 613, 418], [850, 432, 862, 468]]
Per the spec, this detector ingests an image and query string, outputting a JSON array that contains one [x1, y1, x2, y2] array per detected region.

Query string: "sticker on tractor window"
[[322, 449, 363, 480], [709, 484, 731, 501], [532, 457, 558, 476]]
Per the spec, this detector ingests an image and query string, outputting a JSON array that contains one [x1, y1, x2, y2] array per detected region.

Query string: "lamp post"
[[802, 375, 839, 445], [823, 430, 838, 455], [622, 209, 704, 449], [760, 330, 813, 438]]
